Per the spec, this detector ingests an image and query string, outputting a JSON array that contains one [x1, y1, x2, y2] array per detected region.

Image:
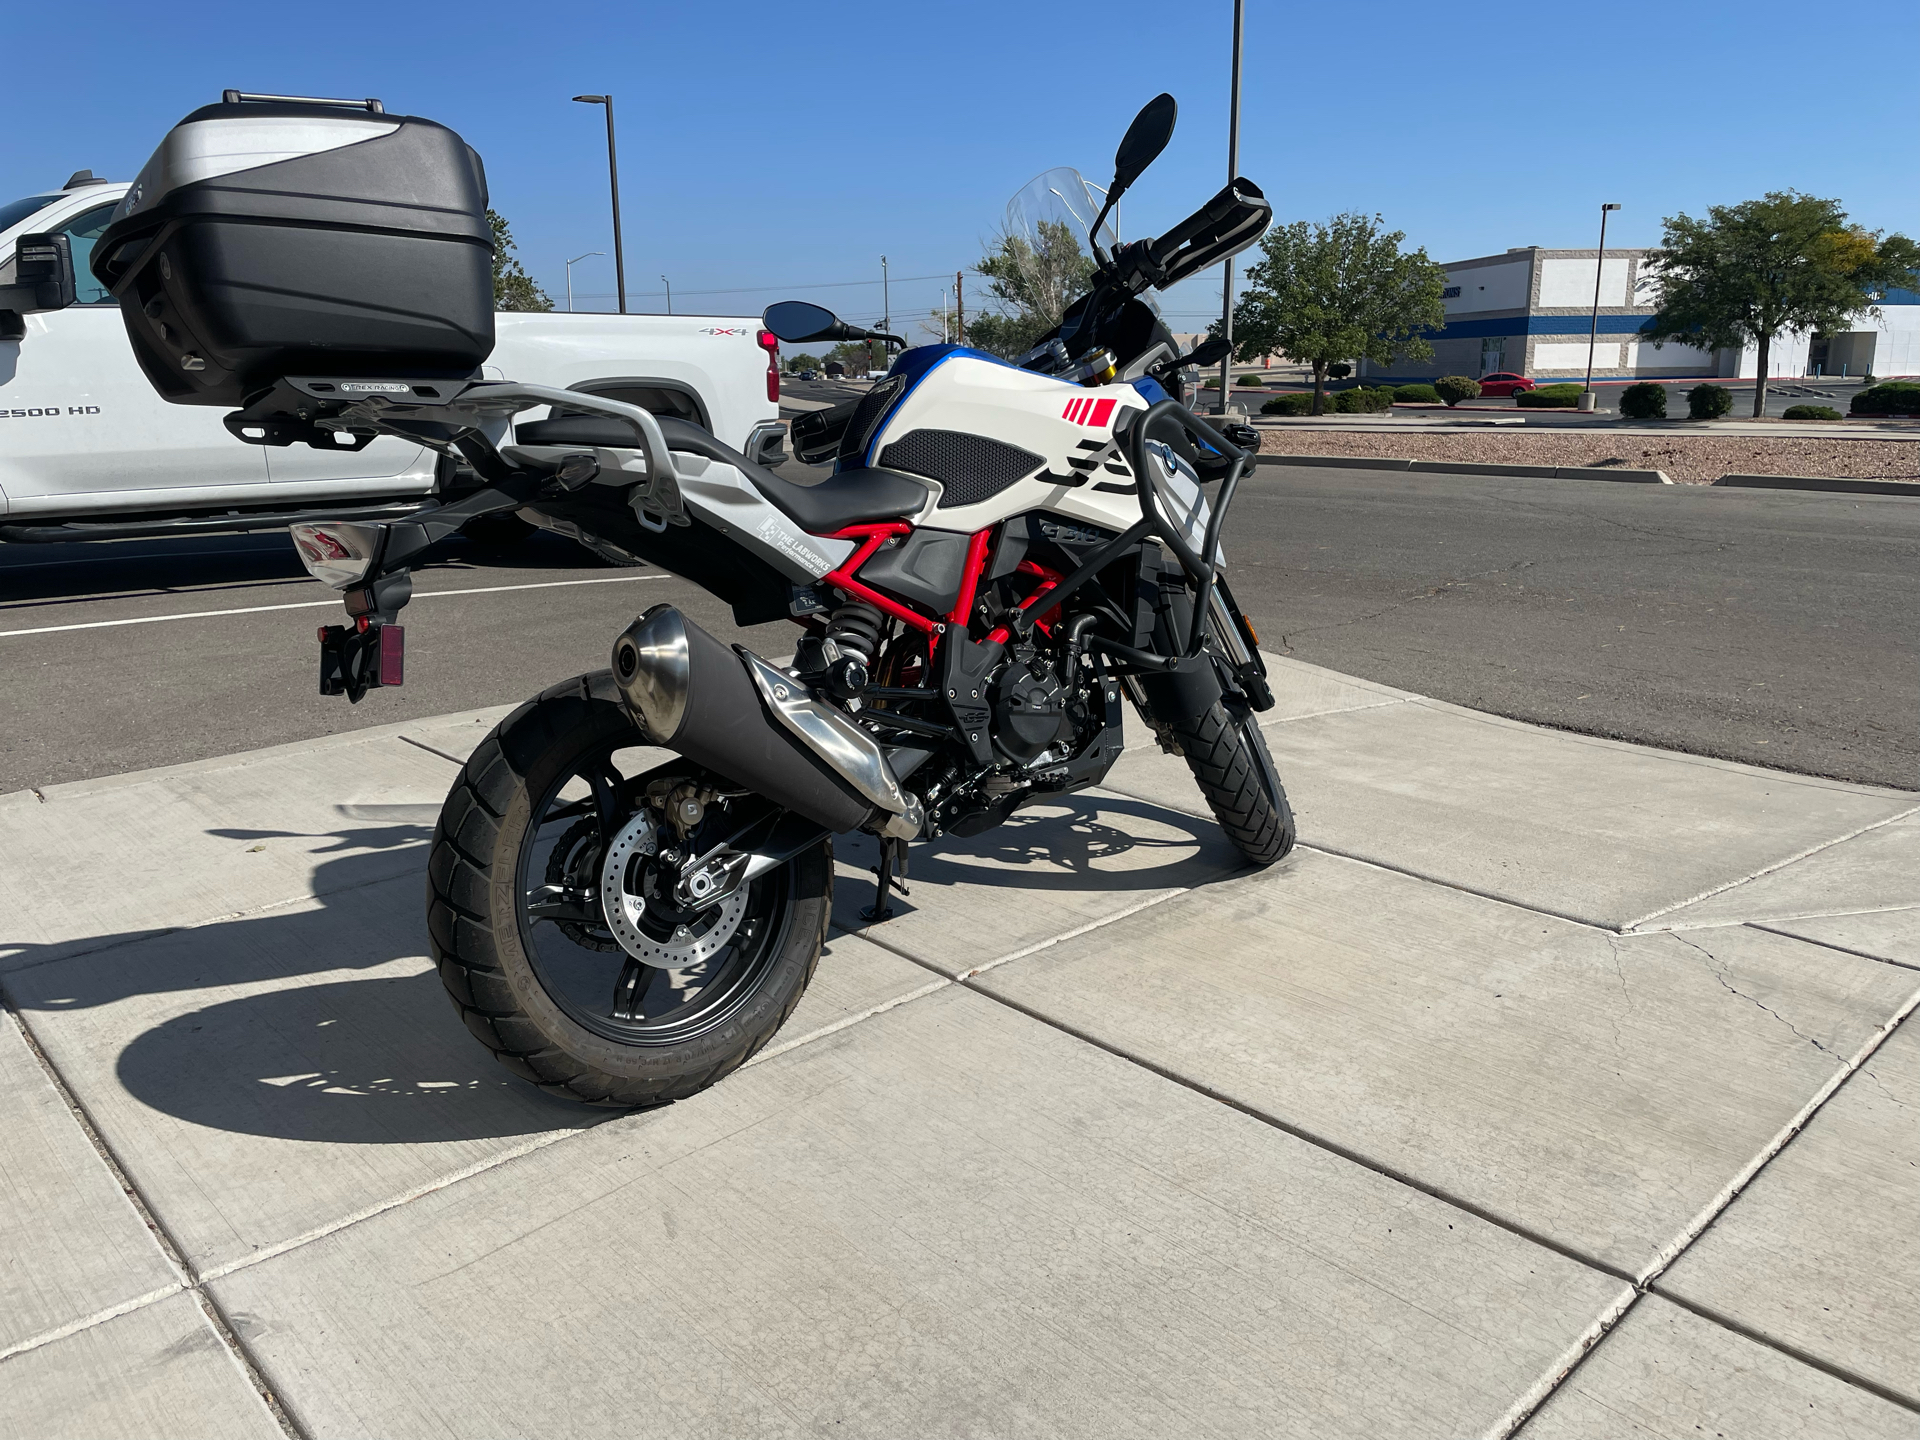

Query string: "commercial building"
[[1360, 247, 1919, 382]]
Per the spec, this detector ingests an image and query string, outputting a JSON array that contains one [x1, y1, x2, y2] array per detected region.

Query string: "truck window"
[[53, 203, 119, 306], [0, 193, 61, 234]]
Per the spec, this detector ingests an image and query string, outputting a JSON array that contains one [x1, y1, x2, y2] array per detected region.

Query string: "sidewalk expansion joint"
[[0, 1003, 307, 1440], [397, 733, 467, 767], [1746, 918, 1920, 973], [1647, 1287, 1920, 1416], [1485, 989, 1920, 1437], [1622, 802, 1920, 932]]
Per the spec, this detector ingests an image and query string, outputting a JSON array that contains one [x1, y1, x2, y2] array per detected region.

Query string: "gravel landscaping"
[[1255, 428, 1920, 485]]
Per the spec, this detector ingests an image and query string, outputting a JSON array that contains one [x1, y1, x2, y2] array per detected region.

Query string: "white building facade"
[[1359, 247, 1919, 382]]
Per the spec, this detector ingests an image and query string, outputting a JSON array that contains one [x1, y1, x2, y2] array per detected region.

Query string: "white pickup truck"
[[0, 174, 784, 543]]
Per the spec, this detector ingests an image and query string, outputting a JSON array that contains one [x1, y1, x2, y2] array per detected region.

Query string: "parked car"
[[1477, 372, 1537, 397], [0, 174, 784, 545], [801, 369, 818, 381]]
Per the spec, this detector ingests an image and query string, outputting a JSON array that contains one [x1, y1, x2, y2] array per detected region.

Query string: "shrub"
[[1392, 383, 1443, 404], [1237, 373, 1265, 387], [1516, 384, 1584, 408], [1330, 387, 1393, 413], [1619, 382, 1668, 419], [1850, 381, 1920, 416], [1687, 383, 1733, 419], [1328, 363, 1353, 380], [1260, 392, 1314, 416], [1781, 404, 1843, 420], [1434, 375, 1481, 407]]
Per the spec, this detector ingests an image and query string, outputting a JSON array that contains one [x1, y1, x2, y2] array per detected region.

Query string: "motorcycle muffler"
[[611, 605, 921, 840]]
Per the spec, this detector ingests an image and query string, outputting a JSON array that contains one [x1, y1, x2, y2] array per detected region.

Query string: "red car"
[[1478, 372, 1537, 397]]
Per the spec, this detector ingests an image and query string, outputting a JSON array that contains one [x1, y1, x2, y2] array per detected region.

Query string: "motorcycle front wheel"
[[426, 671, 831, 1106]]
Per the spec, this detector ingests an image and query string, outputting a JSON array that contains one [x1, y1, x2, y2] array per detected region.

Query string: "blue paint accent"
[[1881, 287, 1919, 305], [848, 345, 1026, 469], [1130, 376, 1170, 404], [887, 343, 1021, 382]]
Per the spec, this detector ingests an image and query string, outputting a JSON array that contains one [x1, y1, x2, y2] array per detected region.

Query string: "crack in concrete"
[[1668, 932, 1838, 1059]]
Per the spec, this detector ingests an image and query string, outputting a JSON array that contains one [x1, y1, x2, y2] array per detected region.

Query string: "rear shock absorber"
[[825, 597, 884, 667]]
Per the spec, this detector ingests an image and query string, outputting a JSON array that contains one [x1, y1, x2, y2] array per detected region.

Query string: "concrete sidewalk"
[[2, 657, 1915, 1438]]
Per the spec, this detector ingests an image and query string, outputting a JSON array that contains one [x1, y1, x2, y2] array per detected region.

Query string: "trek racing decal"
[[1062, 397, 1116, 427]]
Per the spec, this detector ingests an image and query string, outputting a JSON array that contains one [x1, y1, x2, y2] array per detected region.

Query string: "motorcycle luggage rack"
[[1003, 397, 1249, 668]]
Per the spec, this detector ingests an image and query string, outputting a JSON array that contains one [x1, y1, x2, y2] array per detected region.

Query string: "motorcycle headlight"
[[290, 521, 386, 589]]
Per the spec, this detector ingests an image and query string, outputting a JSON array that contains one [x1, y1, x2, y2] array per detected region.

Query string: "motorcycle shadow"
[[833, 792, 1248, 922], [3, 819, 586, 1146]]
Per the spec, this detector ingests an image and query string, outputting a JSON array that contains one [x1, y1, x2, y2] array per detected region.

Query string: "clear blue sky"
[[10, 0, 1915, 337]]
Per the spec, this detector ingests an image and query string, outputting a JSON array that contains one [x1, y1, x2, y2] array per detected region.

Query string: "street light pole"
[[565, 250, 603, 313], [660, 275, 671, 316], [881, 255, 889, 336], [1583, 202, 1622, 410], [572, 94, 627, 314], [1216, 0, 1244, 414]]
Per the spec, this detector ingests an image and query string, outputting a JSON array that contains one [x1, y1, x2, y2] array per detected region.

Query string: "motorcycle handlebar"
[[1146, 178, 1272, 289]]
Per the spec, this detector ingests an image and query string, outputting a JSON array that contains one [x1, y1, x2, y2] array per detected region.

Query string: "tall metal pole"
[[661, 275, 671, 315], [565, 250, 603, 313], [955, 269, 965, 346], [881, 255, 890, 336], [1584, 202, 1621, 404], [1216, 0, 1244, 414], [573, 95, 627, 313]]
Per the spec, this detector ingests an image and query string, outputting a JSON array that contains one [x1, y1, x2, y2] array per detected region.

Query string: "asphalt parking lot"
[[3, 461, 1914, 795]]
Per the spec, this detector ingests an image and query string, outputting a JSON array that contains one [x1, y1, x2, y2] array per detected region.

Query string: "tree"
[[786, 352, 820, 373], [825, 340, 875, 373], [1228, 213, 1446, 415], [487, 209, 552, 313], [964, 220, 1097, 359], [1642, 192, 1918, 416]]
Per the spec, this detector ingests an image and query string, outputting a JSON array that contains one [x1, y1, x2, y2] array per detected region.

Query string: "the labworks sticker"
[[755, 514, 830, 570]]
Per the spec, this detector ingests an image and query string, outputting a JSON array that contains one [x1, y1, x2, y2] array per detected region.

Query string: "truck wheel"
[[426, 672, 831, 1106]]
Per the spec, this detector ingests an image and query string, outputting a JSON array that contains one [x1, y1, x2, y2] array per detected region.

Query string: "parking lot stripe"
[[0, 574, 671, 638]]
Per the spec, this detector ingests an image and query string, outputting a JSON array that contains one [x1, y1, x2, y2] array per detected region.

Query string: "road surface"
[[2, 462, 1912, 793]]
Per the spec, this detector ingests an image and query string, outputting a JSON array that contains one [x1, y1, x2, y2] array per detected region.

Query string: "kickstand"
[[861, 836, 911, 923]]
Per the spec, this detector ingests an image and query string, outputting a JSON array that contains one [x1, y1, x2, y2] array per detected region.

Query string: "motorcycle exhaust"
[[611, 605, 922, 841]]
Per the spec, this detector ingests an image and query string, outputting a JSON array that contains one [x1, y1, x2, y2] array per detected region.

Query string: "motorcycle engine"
[[992, 651, 1076, 765]]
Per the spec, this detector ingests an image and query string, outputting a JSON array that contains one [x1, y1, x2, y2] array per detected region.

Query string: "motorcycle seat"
[[514, 413, 932, 534]]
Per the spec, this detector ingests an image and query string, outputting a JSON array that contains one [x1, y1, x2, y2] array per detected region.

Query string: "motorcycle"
[[92, 89, 1289, 1105]]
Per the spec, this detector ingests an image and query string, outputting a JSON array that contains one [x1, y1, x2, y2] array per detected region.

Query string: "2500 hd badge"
[[2, 405, 103, 418]]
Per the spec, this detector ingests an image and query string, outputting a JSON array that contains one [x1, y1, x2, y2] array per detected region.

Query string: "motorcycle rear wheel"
[[426, 671, 832, 1106]]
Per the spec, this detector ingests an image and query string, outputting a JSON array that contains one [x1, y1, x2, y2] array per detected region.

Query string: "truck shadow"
[[0, 529, 615, 609], [3, 792, 1241, 1147]]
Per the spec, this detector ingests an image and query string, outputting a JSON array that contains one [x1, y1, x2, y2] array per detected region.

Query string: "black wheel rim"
[[513, 739, 793, 1048]]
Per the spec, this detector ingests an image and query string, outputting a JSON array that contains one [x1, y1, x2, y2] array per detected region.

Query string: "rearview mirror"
[[0, 232, 78, 339], [1113, 92, 1177, 195], [1184, 336, 1232, 370], [764, 301, 855, 345]]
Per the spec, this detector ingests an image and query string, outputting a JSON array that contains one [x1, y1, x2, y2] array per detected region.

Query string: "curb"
[[1255, 455, 1671, 484], [1712, 473, 1920, 497]]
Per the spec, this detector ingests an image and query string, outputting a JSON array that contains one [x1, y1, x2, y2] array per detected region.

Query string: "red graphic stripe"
[[1062, 401, 1077, 421], [1088, 398, 1116, 428]]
